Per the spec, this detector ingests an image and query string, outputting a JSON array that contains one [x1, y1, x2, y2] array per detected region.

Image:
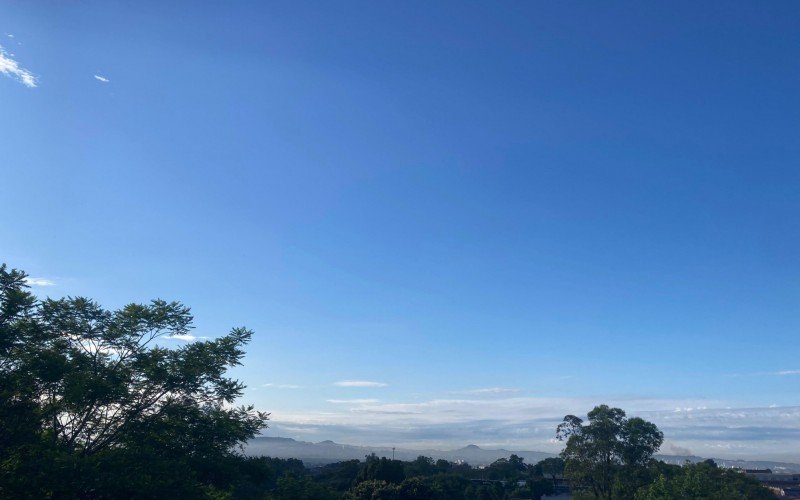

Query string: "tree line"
[[0, 264, 774, 498], [235, 453, 775, 500]]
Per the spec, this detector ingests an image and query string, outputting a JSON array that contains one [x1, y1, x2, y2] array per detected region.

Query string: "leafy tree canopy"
[[557, 404, 663, 500], [635, 461, 774, 500], [0, 264, 268, 497]]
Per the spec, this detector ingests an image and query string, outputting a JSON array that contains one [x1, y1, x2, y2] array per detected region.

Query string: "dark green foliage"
[[508, 477, 555, 500], [464, 482, 504, 500], [557, 405, 664, 499], [346, 479, 402, 500], [397, 477, 437, 499], [532, 456, 565, 493], [532, 456, 564, 477], [315, 459, 363, 491], [319, 456, 552, 499], [404, 455, 438, 478], [480, 454, 528, 481], [423, 474, 473, 498], [357, 453, 406, 484], [268, 476, 340, 500], [233, 455, 773, 500], [0, 265, 41, 454], [0, 264, 268, 498], [635, 461, 774, 500]]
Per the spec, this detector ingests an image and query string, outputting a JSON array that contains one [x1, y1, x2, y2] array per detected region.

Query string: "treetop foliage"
[[0, 263, 268, 497], [557, 405, 663, 500]]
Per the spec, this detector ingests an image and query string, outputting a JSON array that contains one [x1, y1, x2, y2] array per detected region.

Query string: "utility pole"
[[392, 447, 395, 460]]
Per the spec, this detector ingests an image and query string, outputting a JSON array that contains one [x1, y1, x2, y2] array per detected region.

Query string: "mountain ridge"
[[245, 436, 800, 472]]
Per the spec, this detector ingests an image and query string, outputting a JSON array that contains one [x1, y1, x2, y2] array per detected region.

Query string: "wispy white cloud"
[[0, 44, 36, 87], [278, 425, 321, 434], [458, 387, 520, 395], [262, 383, 304, 389], [24, 277, 55, 287], [164, 334, 207, 342], [270, 396, 721, 433], [94, 74, 109, 83], [327, 399, 381, 404], [334, 380, 388, 388], [733, 369, 800, 377]]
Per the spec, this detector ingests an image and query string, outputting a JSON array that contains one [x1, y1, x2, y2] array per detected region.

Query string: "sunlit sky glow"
[[2, 1, 799, 461]]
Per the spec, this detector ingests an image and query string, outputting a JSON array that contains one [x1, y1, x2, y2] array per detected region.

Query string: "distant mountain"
[[245, 437, 553, 466], [245, 436, 800, 473]]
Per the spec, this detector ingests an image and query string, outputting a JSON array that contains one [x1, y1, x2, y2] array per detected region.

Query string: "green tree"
[[0, 264, 268, 497], [398, 476, 437, 499], [556, 404, 663, 500], [635, 461, 773, 500], [346, 479, 402, 500], [464, 482, 504, 500], [404, 455, 437, 478], [533, 457, 565, 486], [316, 459, 363, 491], [0, 265, 41, 453], [269, 476, 340, 500], [357, 453, 406, 485], [482, 454, 528, 481], [424, 474, 472, 498]]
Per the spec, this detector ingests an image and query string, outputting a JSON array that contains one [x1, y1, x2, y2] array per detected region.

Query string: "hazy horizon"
[[258, 402, 800, 463], [3, 1, 798, 465], [250, 432, 800, 466]]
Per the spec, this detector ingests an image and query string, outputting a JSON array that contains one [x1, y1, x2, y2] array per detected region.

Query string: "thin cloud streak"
[[458, 387, 520, 395], [334, 380, 388, 388], [164, 334, 207, 342], [732, 369, 800, 377], [0, 44, 36, 87], [327, 399, 381, 404], [263, 383, 304, 389], [24, 277, 56, 287], [94, 74, 110, 83]]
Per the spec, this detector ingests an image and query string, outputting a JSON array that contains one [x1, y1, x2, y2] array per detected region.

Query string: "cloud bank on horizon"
[[260, 397, 800, 462]]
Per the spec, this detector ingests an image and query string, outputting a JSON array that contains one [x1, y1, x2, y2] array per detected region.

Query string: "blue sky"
[[2, 1, 799, 460]]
